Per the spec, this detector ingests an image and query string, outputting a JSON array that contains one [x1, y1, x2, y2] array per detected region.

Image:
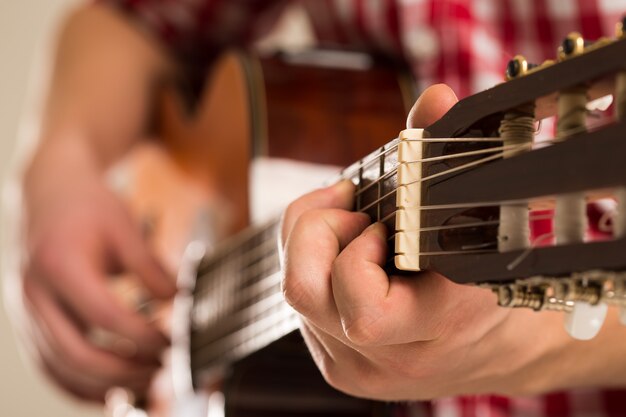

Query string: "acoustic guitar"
[[110, 26, 626, 417], [108, 49, 413, 417]]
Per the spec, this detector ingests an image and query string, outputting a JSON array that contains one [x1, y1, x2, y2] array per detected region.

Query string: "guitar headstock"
[[394, 21, 626, 339]]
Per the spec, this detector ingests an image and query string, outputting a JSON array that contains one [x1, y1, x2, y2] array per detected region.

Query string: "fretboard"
[[189, 138, 401, 384]]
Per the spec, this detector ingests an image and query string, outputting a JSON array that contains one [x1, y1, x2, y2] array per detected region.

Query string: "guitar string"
[[195, 117, 613, 295], [193, 226, 563, 364], [191, 209, 601, 363], [193, 143, 522, 297], [193, 136, 602, 333], [191, 300, 297, 357], [336, 136, 506, 192], [194, 226, 279, 305], [194, 211, 531, 312], [190, 112, 618, 367], [191, 277, 283, 345], [191, 119, 619, 356], [198, 209, 559, 323], [194, 222, 571, 365], [194, 209, 571, 355], [192, 304, 298, 366], [193, 144, 549, 322], [340, 115, 613, 194], [192, 209, 562, 342], [215, 209, 557, 300], [358, 146, 528, 215], [353, 143, 530, 198], [193, 218, 280, 297]]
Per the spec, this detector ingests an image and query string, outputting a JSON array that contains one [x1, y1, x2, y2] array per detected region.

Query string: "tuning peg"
[[505, 55, 539, 80], [564, 301, 608, 340], [558, 32, 586, 60]]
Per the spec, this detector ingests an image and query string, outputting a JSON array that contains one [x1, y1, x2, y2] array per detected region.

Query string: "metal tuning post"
[[557, 32, 586, 60]]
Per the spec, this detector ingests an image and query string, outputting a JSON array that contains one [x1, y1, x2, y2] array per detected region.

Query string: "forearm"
[[481, 307, 626, 397], [34, 3, 173, 171], [552, 308, 626, 391]]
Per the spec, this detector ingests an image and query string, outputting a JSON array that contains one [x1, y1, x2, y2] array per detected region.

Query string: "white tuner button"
[[564, 302, 608, 340]]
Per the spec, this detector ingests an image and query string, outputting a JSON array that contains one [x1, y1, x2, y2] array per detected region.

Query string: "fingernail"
[[363, 222, 387, 240], [331, 179, 355, 193]]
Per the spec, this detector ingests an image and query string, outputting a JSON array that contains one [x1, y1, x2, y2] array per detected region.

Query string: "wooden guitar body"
[[112, 50, 413, 417]]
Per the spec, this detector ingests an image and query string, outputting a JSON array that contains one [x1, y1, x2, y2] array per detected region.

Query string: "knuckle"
[[66, 345, 95, 371], [378, 350, 432, 381], [91, 306, 121, 331], [296, 209, 324, 232], [30, 239, 65, 280], [283, 199, 308, 229], [281, 272, 311, 315], [343, 314, 384, 346], [284, 199, 302, 221]]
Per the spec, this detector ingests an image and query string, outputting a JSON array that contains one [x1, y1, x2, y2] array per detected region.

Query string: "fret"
[[190, 281, 283, 353], [191, 291, 298, 373], [194, 229, 279, 300], [190, 220, 282, 344], [191, 253, 281, 342], [356, 159, 364, 211]]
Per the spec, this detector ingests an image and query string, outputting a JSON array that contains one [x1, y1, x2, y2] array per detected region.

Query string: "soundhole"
[[438, 207, 499, 251]]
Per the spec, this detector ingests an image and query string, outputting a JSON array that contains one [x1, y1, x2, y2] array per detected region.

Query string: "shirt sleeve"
[[96, 0, 289, 71]]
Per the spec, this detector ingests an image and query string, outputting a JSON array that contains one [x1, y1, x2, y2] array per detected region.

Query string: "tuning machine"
[[487, 272, 626, 340], [558, 32, 587, 60], [505, 55, 554, 80]]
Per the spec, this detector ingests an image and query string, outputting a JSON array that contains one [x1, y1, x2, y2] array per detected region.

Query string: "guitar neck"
[[188, 139, 403, 382]]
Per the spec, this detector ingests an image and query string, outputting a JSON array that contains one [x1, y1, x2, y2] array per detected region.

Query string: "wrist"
[[481, 308, 575, 396], [494, 307, 626, 396], [23, 133, 102, 211]]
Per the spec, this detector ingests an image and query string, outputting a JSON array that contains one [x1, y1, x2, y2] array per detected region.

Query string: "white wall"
[[0, 1, 101, 415]]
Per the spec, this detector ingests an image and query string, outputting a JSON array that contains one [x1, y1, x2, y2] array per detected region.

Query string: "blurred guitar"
[[110, 49, 413, 417]]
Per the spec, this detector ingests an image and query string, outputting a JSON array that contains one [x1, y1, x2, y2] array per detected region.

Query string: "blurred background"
[[0, 0, 101, 415], [0, 2, 311, 415]]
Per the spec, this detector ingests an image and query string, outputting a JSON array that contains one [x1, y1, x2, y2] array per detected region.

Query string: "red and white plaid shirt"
[[98, 0, 626, 415]]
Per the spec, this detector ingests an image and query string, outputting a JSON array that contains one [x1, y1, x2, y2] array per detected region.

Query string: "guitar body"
[[113, 50, 413, 416]]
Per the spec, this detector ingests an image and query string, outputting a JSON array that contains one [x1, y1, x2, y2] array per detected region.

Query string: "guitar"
[[109, 49, 413, 417], [114, 26, 626, 416]]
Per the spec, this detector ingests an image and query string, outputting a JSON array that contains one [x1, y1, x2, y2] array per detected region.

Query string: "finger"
[[332, 223, 463, 345], [25, 279, 159, 385], [42, 255, 169, 357], [282, 208, 370, 336], [406, 84, 458, 129], [280, 180, 357, 247], [107, 207, 176, 299], [299, 319, 390, 400]]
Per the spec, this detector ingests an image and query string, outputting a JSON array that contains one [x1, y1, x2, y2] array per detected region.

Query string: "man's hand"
[[279, 84, 580, 400], [5, 4, 177, 401], [18, 138, 176, 401]]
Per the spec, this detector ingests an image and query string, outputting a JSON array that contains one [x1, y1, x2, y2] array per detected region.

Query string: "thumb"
[[407, 84, 458, 129]]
